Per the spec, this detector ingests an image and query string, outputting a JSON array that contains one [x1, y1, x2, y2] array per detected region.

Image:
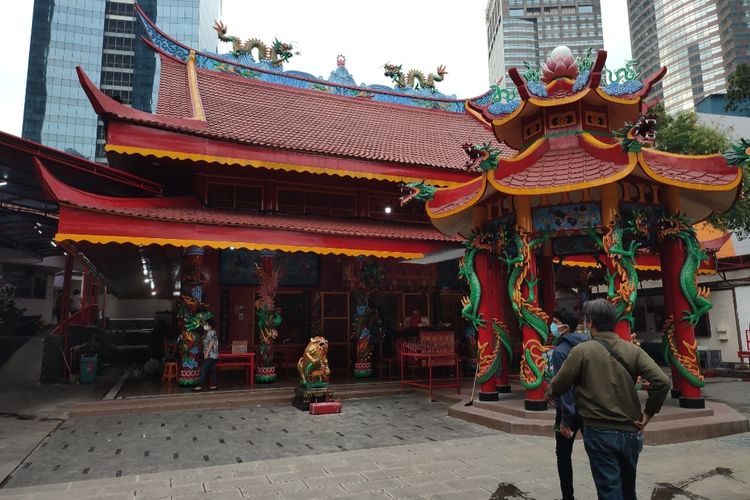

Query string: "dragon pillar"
[[658, 208, 709, 409], [176, 246, 213, 386], [503, 197, 549, 411]]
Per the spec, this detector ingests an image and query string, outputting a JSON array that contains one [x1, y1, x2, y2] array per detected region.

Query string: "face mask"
[[550, 322, 562, 338]]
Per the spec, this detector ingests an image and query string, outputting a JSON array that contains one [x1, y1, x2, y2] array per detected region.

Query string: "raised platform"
[[70, 380, 409, 416], [447, 391, 750, 445]]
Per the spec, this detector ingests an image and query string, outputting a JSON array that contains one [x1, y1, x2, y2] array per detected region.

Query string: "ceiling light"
[[0, 181, 7, 187], [144, 278, 150, 283], [50, 241, 57, 247], [151, 291, 156, 296], [384, 206, 392, 214], [142, 269, 148, 276], [173, 291, 180, 296], [37, 230, 43, 234]]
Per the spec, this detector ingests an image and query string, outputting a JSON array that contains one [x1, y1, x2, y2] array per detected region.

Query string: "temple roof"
[[79, 53, 513, 184], [37, 160, 459, 260]]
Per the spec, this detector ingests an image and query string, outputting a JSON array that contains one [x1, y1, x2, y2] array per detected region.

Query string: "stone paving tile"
[[279, 484, 349, 499], [360, 466, 420, 480], [341, 477, 406, 494], [384, 481, 456, 499], [428, 488, 493, 500], [172, 490, 243, 500], [302, 473, 366, 488]]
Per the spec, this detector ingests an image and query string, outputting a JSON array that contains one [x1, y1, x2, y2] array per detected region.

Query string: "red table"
[[400, 351, 460, 398], [216, 352, 255, 388]]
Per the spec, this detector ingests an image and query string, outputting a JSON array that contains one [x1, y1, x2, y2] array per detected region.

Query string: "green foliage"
[[653, 109, 750, 238], [655, 111, 729, 155], [725, 63, 750, 114]]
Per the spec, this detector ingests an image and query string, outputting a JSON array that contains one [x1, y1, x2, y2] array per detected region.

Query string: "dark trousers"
[[197, 357, 217, 387], [556, 416, 583, 500], [583, 426, 644, 500]]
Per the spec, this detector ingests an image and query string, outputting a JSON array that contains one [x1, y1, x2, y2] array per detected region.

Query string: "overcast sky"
[[0, 0, 631, 136]]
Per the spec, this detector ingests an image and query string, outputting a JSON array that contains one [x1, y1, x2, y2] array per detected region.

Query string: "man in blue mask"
[[550, 308, 589, 500]]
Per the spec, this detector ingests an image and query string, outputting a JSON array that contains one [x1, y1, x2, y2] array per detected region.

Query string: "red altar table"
[[400, 351, 460, 399], [216, 352, 255, 388]]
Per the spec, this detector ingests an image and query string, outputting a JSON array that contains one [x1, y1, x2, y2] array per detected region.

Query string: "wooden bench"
[[216, 352, 255, 388]]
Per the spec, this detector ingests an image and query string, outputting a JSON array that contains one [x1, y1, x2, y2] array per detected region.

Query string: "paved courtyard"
[[3, 395, 495, 488]]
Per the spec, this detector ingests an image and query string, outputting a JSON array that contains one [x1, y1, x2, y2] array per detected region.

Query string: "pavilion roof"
[[426, 134, 742, 236]]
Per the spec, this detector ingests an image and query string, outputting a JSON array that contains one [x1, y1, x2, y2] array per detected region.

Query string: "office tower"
[[485, 0, 604, 86], [22, 0, 221, 162], [628, 0, 750, 113]]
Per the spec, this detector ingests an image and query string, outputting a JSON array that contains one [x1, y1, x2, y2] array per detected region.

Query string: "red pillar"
[[495, 263, 511, 393], [659, 243, 683, 399], [661, 237, 704, 408], [60, 252, 74, 377], [475, 251, 499, 401]]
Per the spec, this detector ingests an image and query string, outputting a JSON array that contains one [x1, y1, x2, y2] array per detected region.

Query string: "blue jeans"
[[583, 427, 643, 500], [197, 357, 217, 387]]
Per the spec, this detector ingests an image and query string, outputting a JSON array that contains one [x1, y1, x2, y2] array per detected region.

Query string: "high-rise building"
[[22, 0, 221, 162], [628, 0, 750, 114], [485, 0, 604, 86]]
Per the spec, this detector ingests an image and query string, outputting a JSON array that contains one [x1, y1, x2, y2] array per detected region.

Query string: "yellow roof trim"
[[105, 144, 463, 187], [55, 233, 424, 259]]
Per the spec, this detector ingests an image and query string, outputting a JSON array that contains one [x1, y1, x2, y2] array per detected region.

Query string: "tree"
[[652, 111, 750, 238], [725, 63, 750, 114]]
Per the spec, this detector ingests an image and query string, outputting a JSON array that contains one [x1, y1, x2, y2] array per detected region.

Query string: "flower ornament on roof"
[[337, 54, 346, 67], [541, 46, 579, 84]]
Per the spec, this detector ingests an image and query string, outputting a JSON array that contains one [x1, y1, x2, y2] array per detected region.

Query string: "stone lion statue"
[[297, 336, 330, 387]]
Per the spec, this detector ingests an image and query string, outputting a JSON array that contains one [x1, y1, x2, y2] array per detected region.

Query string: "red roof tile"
[[640, 149, 739, 186], [146, 56, 512, 170], [72, 203, 459, 243], [495, 141, 627, 190]]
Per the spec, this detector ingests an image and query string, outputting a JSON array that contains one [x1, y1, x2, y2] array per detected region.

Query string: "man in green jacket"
[[547, 298, 670, 500]]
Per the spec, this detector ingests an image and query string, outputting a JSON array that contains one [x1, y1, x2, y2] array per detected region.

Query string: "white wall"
[[13, 275, 56, 325], [703, 288, 741, 363], [104, 294, 174, 319]]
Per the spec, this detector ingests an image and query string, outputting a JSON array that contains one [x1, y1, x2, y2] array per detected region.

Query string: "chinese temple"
[[2, 7, 747, 410]]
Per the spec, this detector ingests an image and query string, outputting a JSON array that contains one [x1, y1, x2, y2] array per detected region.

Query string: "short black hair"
[[205, 317, 216, 328], [552, 307, 578, 332], [582, 298, 616, 332]]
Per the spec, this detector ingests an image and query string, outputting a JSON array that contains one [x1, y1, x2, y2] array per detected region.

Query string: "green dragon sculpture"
[[613, 114, 657, 153], [213, 21, 295, 66], [576, 47, 594, 73], [459, 247, 485, 331], [490, 83, 517, 103], [523, 61, 542, 83], [462, 143, 502, 172], [657, 215, 712, 326], [662, 315, 705, 388], [723, 139, 750, 166], [399, 180, 437, 206], [603, 60, 639, 84], [500, 226, 549, 390], [383, 63, 447, 90], [590, 213, 649, 328]]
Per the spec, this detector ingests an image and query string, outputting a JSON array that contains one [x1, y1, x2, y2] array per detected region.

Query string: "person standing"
[[550, 308, 589, 500], [547, 299, 670, 500], [193, 318, 219, 391]]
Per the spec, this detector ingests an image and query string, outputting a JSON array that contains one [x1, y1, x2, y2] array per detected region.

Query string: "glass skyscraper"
[[22, 0, 222, 162], [628, 0, 750, 113], [485, 0, 604, 86]]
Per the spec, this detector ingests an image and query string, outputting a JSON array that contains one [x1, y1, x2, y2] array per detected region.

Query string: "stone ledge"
[[448, 398, 750, 445]]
